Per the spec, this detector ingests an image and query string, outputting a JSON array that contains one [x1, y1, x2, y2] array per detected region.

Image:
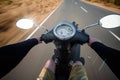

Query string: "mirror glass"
[[16, 19, 34, 29], [99, 14, 120, 28]]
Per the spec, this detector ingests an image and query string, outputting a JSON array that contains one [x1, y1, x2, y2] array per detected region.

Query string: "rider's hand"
[[88, 37, 102, 46], [72, 61, 83, 66], [35, 37, 42, 44], [40, 34, 51, 43]]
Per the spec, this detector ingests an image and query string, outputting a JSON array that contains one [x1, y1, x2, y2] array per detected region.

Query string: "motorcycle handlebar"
[[70, 30, 89, 44], [40, 29, 89, 44], [40, 30, 55, 43]]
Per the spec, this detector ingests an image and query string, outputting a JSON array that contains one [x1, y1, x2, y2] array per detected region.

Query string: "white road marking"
[[92, 56, 98, 65], [25, 1, 62, 40], [87, 56, 92, 59], [99, 60, 105, 71], [37, 78, 40, 80], [109, 31, 120, 41], [80, 6, 88, 13]]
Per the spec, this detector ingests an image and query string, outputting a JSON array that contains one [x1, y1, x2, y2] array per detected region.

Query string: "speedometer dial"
[[53, 21, 76, 40], [56, 25, 73, 38]]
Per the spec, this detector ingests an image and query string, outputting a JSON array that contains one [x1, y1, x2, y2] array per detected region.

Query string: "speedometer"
[[53, 21, 76, 40]]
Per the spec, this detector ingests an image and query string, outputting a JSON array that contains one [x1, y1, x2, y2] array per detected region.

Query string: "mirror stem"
[[35, 23, 48, 32], [83, 23, 98, 30]]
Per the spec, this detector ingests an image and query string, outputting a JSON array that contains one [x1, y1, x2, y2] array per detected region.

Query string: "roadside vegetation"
[[85, 0, 120, 5], [84, 0, 120, 12], [0, 0, 13, 5], [0, 0, 61, 46]]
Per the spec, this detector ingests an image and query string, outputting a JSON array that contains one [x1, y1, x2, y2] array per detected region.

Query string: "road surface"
[[2, 0, 120, 80]]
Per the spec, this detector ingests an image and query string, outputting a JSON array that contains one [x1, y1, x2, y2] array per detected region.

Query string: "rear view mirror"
[[99, 14, 120, 28], [16, 19, 34, 29]]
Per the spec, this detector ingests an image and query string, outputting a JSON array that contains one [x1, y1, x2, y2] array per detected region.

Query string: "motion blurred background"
[[0, 0, 61, 46], [0, 0, 119, 46]]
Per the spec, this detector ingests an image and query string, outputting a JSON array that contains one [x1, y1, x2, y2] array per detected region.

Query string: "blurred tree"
[[0, 0, 13, 5], [85, 0, 120, 5], [109, 0, 115, 3], [114, 0, 120, 5]]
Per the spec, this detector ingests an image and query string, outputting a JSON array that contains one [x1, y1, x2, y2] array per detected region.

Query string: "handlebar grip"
[[40, 30, 55, 43], [71, 30, 89, 44]]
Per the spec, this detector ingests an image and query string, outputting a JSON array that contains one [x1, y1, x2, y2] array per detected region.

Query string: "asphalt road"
[[2, 0, 120, 80]]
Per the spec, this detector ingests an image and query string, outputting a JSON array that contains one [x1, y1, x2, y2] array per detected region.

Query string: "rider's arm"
[[88, 37, 120, 79], [88, 37, 120, 60], [90, 42, 120, 60], [0, 38, 41, 78]]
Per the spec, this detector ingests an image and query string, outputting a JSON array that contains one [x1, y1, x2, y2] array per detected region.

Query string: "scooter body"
[[16, 14, 120, 80], [54, 40, 80, 80]]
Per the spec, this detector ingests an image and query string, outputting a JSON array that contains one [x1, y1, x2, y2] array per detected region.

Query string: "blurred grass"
[[0, 0, 13, 5], [85, 0, 120, 6], [0, 0, 61, 46], [85, 0, 120, 10]]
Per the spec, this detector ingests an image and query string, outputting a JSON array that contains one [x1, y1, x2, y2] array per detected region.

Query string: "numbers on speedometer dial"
[[56, 26, 73, 38]]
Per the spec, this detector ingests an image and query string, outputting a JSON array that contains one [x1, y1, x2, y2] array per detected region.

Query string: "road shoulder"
[[81, 0, 120, 14]]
